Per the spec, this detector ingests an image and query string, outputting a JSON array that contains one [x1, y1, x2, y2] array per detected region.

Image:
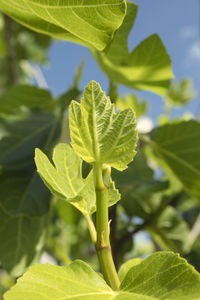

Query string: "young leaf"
[[148, 120, 200, 201], [5, 253, 200, 300], [35, 143, 120, 215], [0, 0, 126, 51], [69, 80, 138, 171], [92, 2, 173, 95]]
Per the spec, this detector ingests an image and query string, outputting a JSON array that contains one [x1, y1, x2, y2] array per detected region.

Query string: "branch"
[[3, 14, 18, 85], [189, 212, 200, 247]]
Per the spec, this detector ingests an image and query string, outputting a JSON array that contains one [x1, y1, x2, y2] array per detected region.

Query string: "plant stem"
[[84, 214, 97, 245], [3, 14, 18, 85], [94, 162, 120, 290]]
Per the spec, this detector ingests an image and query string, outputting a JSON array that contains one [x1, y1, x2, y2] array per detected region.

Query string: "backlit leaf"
[[148, 120, 200, 200], [166, 78, 196, 106], [69, 80, 138, 171], [120, 252, 200, 299], [0, 0, 126, 51], [35, 143, 120, 215], [5, 252, 200, 300], [92, 2, 173, 95]]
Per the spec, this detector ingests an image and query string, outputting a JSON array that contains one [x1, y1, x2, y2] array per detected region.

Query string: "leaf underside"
[[149, 120, 200, 201], [5, 252, 200, 300], [0, 0, 126, 50], [91, 2, 173, 95], [35, 143, 120, 215], [69, 80, 138, 171]]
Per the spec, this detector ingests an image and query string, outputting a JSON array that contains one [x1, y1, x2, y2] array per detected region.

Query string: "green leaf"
[[120, 252, 200, 299], [0, 0, 126, 51], [91, 2, 173, 95], [5, 253, 200, 300], [0, 171, 50, 216], [0, 85, 54, 114], [0, 110, 59, 170], [118, 258, 142, 282], [69, 80, 138, 171], [148, 120, 200, 200], [117, 94, 148, 118], [0, 168, 51, 276], [35, 143, 120, 215], [0, 205, 47, 277], [166, 78, 196, 106], [149, 206, 190, 253], [112, 149, 168, 220]]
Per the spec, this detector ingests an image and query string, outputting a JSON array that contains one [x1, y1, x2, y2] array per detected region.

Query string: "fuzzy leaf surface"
[[5, 252, 200, 300], [148, 120, 200, 200], [35, 143, 120, 215], [92, 2, 173, 95], [69, 80, 137, 171], [0, 0, 126, 51]]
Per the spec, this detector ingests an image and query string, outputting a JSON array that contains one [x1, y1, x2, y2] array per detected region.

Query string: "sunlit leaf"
[[166, 78, 196, 106], [35, 143, 120, 215], [92, 2, 173, 95], [5, 252, 200, 300], [69, 80, 138, 171], [117, 94, 148, 118], [148, 120, 200, 200], [118, 258, 142, 282], [0, 0, 126, 51], [120, 252, 200, 299]]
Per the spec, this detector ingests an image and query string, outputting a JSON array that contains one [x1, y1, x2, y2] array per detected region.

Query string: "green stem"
[[84, 214, 97, 245], [94, 162, 120, 290]]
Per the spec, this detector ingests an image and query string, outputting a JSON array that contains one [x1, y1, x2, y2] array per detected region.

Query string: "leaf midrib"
[[23, 0, 124, 9]]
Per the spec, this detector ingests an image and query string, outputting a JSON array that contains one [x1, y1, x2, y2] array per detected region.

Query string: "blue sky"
[[41, 0, 200, 122]]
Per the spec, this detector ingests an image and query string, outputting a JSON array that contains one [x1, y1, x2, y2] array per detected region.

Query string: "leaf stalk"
[[94, 162, 120, 290]]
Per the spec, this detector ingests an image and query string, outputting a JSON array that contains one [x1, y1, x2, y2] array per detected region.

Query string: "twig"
[[3, 14, 18, 85], [189, 212, 200, 247]]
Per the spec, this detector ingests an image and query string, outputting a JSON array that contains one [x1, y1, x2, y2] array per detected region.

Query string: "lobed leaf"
[[5, 252, 200, 299], [148, 120, 200, 201], [35, 143, 120, 215], [0, 0, 126, 51], [69, 80, 138, 171], [92, 2, 173, 95]]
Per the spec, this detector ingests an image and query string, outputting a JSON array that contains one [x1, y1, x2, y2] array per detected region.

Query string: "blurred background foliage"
[[0, 3, 200, 299]]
